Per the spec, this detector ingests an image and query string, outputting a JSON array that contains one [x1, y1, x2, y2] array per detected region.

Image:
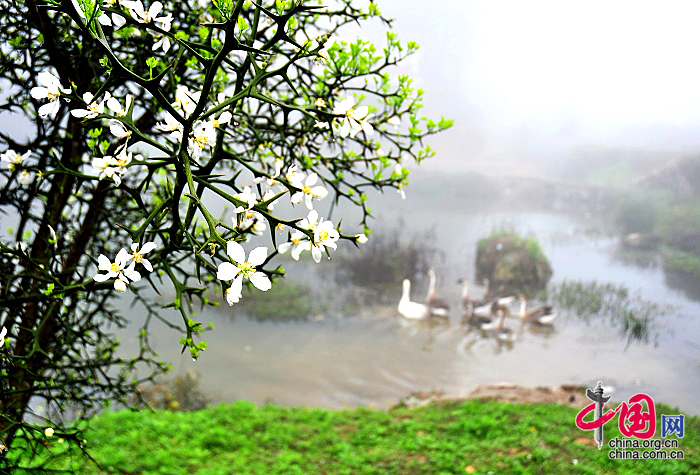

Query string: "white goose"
[[493, 308, 517, 342], [518, 295, 558, 325], [426, 268, 450, 317], [398, 279, 430, 320]]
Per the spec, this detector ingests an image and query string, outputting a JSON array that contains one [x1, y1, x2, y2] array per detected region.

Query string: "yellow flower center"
[[346, 108, 355, 119], [47, 91, 59, 102], [212, 119, 221, 128], [132, 252, 143, 263], [195, 135, 208, 148], [319, 230, 329, 242], [292, 238, 301, 246], [303, 186, 312, 195], [109, 263, 120, 273], [116, 158, 129, 167], [237, 261, 256, 279]]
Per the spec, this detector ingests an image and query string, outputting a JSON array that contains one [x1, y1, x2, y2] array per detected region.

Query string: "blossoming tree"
[[0, 0, 451, 468]]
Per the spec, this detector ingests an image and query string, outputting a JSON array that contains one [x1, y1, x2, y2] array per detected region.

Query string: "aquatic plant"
[[547, 280, 670, 346]]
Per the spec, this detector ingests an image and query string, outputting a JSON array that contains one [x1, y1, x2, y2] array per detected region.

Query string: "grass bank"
[[9, 400, 697, 474]]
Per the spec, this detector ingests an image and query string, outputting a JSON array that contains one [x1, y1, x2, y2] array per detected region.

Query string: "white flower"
[[155, 111, 183, 141], [109, 119, 131, 141], [0, 326, 6, 346], [91, 144, 134, 186], [387, 116, 401, 128], [332, 96, 374, 138], [311, 217, 339, 263], [121, 0, 167, 24], [235, 210, 266, 236], [71, 91, 109, 119], [296, 210, 337, 263], [30, 71, 71, 118], [106, 94, 133, 118], [285, 164, 305, 188], [355, 233, 368, 244], [129, 242, 157, 272], [278, 230, 310, 261], [315, 98, 326, 108], [209, 111, 232, 129], [216, 241, 271, 305], [93, 248, 141, 292], [1, 149, 31, 171], [290, 172, 328, 210], [233, 186, 257, 213], [45, 428, 54, 438], [172, 85, 200, 118], [71, 0, 113, 27], [188, 121, 216, 160], [18, 170, 34, 186]]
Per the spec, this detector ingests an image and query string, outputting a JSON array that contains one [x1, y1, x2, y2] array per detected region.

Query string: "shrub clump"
[[476, 232, 552, 295]]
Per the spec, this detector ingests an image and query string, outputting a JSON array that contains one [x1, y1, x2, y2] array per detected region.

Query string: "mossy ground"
[[8, 400, 697, 474]]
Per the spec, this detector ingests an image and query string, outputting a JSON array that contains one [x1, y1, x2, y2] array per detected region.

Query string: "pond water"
[[113, 171, 700, 415]]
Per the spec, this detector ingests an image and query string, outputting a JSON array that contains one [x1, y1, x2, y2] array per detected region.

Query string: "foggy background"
[[377, 0, 700, 176]]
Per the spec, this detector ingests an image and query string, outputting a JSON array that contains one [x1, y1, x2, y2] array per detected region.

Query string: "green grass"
[[7, 400, 697, 474]]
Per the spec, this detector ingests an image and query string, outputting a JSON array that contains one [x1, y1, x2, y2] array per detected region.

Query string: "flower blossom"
[[278, 230, 310, 260], [129, 242, 157, 272], [30, 71, 71, 118], [71, 91, 110, 119], [332, 96, 374, 138], [109, 119, 132, 141], [155, 111, 183, 141], [234, 211, 266, 236], [93, 248, 141, 292], [187, 121, 215, 160], [285, 164, 305, 188], [106, 94, 133, 118], [91, 145, 137, 186], [121, 0, 167, 24], [0, 326, 6, 346], [294, 210, 339, 263], [216, 241, 271, 305], [149, 13, 173, 52], [1, 149, 31, 171], [233, 185, 257, 213], [18, 170, 34, 186], [172, 85, 200, 118], [290, 172, 328, 210]]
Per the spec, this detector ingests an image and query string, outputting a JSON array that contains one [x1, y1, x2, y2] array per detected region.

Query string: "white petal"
[[249, 272, 271, 291], [278, 242, 292, 254], [140, 242, 157, 254], [354, 106, 369, 120], [226, 241, 245, 264], [38, 102, 58, 118], [97, 254, 112, 270], [70, 109, 90, 118], [311, 246, 322, 263], [93, 273, 111, 282], [115, 248, 131, 266], [142, 259, 153, 272], [227, 276, 243, 304], [247, 247, 268, 266], [30, 86, 49, 100], [217, 262, 238, 281], [305, 173, 318, 186]]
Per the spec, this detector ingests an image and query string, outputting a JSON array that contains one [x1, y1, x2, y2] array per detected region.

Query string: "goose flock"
[[398, 269, 559, 342]]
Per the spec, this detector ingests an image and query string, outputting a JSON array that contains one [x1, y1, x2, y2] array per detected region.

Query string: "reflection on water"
[[109, 172, 700, 416]]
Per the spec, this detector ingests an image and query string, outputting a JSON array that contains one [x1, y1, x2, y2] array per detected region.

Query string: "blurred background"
[[13, 1, 700, 416]]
